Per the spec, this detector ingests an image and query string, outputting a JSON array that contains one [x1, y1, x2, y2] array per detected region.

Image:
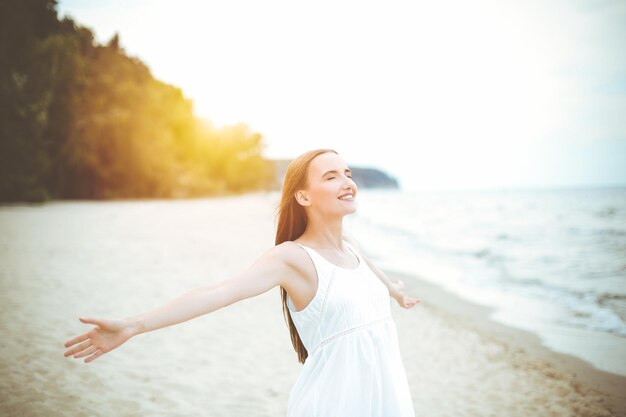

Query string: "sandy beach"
[[0, 192, 624, 417]]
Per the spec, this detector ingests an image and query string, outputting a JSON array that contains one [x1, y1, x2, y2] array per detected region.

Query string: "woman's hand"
[[390, 280, 421, 309], [64, 317, 137, 363], [394, 293, 422, 309]]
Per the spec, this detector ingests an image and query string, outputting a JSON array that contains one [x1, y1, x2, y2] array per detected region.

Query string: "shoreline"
[[382, 266, 626, 416]]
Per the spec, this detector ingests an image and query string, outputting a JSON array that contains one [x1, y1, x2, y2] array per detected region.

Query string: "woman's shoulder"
[[269, 241, 317, 291], [271, 240, 310, 270]]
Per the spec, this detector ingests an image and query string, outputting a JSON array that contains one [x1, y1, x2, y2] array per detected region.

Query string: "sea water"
[[346, 186, 626, 376]]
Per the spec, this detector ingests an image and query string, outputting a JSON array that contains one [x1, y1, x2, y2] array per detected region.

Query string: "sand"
[[0, 191, 624, 417]]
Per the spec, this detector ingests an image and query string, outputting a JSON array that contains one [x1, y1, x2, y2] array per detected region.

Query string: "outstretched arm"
[[344, 233, 421, 309], [64, 244, 293, 363]]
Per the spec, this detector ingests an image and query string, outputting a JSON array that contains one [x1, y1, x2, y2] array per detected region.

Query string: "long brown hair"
[[274, 148, 338, 364]]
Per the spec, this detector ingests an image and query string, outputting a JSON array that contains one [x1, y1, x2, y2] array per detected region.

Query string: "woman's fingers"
[[64, 331, 90, 348], [79, 317, 104, 327], [64, 339, 93, 357], [64, 317, 103, 348], [84, 349, 104, 363], [402, 296, 421, 308], [63, 317, 115, 363], [73, 345, 98, 359]]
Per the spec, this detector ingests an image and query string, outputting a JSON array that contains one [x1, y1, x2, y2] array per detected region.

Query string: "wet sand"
[[385, 269, 626, 417], [0, 192, 623, 416]]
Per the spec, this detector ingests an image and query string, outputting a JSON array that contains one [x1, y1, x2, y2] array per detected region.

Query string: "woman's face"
[[297, 152, 358, 216]]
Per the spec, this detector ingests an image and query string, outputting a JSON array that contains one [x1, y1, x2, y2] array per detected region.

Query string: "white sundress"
[[286, 240, 415, 417]]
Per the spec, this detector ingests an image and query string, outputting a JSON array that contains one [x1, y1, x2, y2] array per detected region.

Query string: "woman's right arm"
[[64, 243, 297, 363]]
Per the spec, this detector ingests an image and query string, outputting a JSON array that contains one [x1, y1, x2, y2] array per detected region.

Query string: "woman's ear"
[[295, 190, 311, 207]]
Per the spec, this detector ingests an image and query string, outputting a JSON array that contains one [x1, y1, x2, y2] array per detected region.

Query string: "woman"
[[64, 148, 421, 416]]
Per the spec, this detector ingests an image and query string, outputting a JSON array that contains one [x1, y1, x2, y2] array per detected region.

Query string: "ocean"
[[345, 185, 626, 376]]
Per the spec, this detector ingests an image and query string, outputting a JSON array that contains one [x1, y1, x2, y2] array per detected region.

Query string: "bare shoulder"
[[270, 241, 307, 268], [263, 241, 312, 285]]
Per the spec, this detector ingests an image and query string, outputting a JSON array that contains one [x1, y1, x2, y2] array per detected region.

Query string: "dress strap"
[[342, 240, 361, 264]]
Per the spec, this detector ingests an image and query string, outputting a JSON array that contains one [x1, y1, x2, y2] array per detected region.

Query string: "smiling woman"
[[274, 150, 418, 416], [64, 148, 420, 417]]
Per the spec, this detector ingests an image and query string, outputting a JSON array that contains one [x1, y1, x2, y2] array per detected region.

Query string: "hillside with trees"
[[0, 0, 274, 202]]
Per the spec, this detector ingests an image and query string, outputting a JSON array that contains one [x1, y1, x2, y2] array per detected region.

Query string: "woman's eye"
[[327, 177, 335, 180]]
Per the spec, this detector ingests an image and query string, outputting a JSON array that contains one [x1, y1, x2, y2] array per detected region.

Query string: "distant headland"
[[269, 159, 400, 190]]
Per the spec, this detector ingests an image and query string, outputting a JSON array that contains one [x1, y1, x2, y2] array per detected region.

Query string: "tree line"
[[0, 0, 275, 203]]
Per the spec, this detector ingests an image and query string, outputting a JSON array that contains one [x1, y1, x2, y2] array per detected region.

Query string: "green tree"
[[0, 0, 275, 203]]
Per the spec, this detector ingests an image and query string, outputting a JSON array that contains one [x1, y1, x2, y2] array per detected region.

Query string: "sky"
[[57, 0, 626, 192]]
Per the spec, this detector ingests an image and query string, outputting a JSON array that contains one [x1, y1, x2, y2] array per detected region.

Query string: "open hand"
[[64, 317, 135, 363], [394, 293, 421, 309]]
